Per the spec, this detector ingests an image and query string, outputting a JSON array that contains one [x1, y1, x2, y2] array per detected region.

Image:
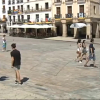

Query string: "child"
[[2, 35, 6, 51]]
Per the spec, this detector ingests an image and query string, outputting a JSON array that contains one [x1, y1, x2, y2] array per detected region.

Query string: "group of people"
[[76, 38, 97, 67], [1, 35, 97, 85]]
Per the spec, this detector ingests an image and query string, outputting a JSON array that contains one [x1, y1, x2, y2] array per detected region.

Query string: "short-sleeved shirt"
[[11, 49, 21, 66], [89, 43, 95, 53]]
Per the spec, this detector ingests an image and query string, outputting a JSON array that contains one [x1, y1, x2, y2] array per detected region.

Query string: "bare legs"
[[15, 70, 21, 83]]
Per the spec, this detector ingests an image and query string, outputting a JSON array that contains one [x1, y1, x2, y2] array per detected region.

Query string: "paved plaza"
[[0, 36, 100, 99]]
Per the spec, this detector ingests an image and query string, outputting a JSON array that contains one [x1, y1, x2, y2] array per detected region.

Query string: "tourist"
[[2, 35, 6, 52], [82, 40, 87, 60], [84, 38, 97, 67], [76, 39, 82, 63], [10, 43, 22, 84]]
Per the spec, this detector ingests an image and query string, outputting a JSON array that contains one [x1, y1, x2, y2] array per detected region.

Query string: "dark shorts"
[[14, 65, 20, 70], [89, 53, 96, 61]]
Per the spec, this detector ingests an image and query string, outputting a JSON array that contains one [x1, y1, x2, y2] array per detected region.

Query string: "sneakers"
[[79, 61, 82, 63]]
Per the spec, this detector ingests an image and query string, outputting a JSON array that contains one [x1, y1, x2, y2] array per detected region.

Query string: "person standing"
[[10, 43, 22, 84], [84, 38, 97, 67], [2, 35, 6, 51]]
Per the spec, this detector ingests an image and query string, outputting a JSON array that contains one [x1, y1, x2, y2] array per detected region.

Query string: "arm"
[[11, 57, 14, 68]]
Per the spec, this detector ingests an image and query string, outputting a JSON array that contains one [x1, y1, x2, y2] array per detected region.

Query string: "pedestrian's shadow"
[[21, 77, 29, 84], [0, 76, 9, 81]]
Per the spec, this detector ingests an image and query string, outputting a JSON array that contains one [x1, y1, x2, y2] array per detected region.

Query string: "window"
[[36, 4, 39, 10], [21, 5, 23, 12], [27, 5, 30, 10], [68, 6, 72, 14], [13, 6, 15, 11], [18, 15, 20, 21], [13, 16, 15, 22], [79, 5, 84, 13], [36, 14, 39, 22], [94, 6, 96, 14], [27, 15, 30, 22], [45, 2, 48, 9], [9, 7, 11, 11], [18, 6, 20, 10], [45, 14, 49, 18], [21, 15, 24, 21], [56, 7, 60, 14]]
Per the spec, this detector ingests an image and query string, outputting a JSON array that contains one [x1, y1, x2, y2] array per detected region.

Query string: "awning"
[[70, 23, 87, 28], [7, 24, 56, 29]]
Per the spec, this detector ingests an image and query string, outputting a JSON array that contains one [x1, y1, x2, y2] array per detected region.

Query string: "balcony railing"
[[54, 0, 62, 3], [17, 0, 19, 3], [24, 7, 51, 14], [77, 0, 86, 3], [2, 2, 5, 4], [12, 1, 15, 4], [77, 13, 86, 18], [8, 1, 11, 5], [65, 0, 73, 4], [54, 14, 62, 19], [65, 13, 73, 18], [8, 10, 23, 15], [2, 10, 6, 13]]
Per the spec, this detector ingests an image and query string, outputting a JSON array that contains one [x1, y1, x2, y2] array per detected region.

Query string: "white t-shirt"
[[2, 37, 6, 43]]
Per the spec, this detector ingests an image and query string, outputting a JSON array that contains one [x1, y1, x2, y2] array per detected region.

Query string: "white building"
[[6, 0, 52, 27]]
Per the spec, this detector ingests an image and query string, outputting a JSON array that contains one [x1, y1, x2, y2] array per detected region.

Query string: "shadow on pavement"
[[21, 77, 29, 84], [0, 76, 9, 81]]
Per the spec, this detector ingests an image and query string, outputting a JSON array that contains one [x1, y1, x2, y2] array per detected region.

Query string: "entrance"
[[67, 24, 74, 37]]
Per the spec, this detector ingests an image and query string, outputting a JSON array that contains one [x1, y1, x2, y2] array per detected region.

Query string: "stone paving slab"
[[0, 36, 100, 99]]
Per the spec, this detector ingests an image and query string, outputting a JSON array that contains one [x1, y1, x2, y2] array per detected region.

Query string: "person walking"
[[2, 35, 6, 51], [76, 39, 82, 63], [10, 43, 22, 84], [84, 38, 97, 67], [82, 40, 87, 60]]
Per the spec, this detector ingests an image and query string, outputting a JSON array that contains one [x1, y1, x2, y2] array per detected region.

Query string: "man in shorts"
[[84, 38, 97, 67], [10, 43, 22, 84]]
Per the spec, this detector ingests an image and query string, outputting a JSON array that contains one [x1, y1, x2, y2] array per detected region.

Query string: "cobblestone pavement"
[[0, 36, 100, 99]]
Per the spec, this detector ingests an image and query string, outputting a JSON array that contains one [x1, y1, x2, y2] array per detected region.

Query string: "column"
[[74, 28, 77, 39], [96, 23, 99, 38], [52, 23, 57, 36], [62, 23, 67, 37], [86, 23, 92, 39], [61, 20, 67, 37]]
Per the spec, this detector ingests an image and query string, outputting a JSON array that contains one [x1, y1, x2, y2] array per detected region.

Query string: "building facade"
[[7, 0, 52, 26], [52, 0, 100, 38]]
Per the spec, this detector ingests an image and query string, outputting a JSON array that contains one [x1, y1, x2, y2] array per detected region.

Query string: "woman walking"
[[76, 39, 82, 63], [82, 40, 87, 60]]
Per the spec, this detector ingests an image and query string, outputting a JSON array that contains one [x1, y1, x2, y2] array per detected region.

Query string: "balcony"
[[2, 10, 6, 13], [2, 1, 5, 4], [54, 14, 62, 19], [65, 13, 73, 18], [54, 0, 62, 5], [17, 0, 19, 3], [20, 0, 23, 3], [77, 0, 86, 3], [77, 13, 86, 19], [8, 10, 23, 15], [8, 1, 11, 5], [65, 0, 73, 5], [24, 7, 51, 14], [12, 1, 15, 4]]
